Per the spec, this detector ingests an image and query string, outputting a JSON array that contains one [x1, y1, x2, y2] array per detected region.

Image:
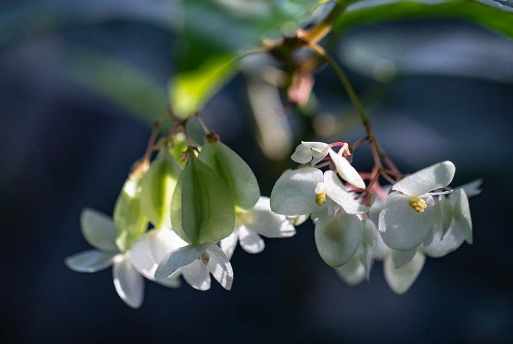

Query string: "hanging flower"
[[378, 161, 456, 251], [220, 197, 296, 259], [65, 209, 180, 308]]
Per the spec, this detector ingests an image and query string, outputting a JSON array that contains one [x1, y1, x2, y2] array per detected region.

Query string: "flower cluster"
[[66, 129, 295, 308], [270, 141, 480, 294]]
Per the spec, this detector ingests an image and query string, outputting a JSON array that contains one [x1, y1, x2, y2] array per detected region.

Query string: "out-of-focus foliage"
[[339, 0, 513, 39]]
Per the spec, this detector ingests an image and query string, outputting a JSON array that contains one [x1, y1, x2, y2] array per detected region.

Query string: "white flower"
[[65, 209, 180, 309], [334, 218, 378, 286], [220, 197, 296, 259], [270, 167, 369, 218], [328, 149, 366, 189], [383, 182, 478, 294], [379, 161, 456, 251], [155, 242, 234, 291], [291, 141, 331, 165]]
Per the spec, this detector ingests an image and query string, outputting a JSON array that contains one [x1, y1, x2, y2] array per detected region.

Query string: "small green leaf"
[[170, 53, 237, 119], [140, 150, 182, 229], [171, 155, 235, 245], [114, 177, 148, 252], [199, 141, 260, 210]]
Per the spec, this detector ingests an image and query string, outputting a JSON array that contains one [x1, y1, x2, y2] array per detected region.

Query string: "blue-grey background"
[[1, 1, 512, 343]]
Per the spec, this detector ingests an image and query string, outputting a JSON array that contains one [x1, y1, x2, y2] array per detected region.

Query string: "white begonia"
[[154, 242, 234, 291], [335, 218, 378, 286], [379, 161, 456, 251], [220, 197, 296, 260], [65, 209, 180, 309], [291, 141, 331, 165], [383, 182, 479, 294], [270, 167, 369, 218], [328, 149, 366, 189]]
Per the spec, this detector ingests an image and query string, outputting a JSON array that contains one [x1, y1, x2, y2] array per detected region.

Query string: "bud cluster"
[[65, 122, 296, 308]]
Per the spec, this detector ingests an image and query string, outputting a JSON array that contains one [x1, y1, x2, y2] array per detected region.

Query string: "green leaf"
[[338, 0, 513, 40], [140, 150, 182, 229], [199, 140, 260, 210], [170, 51, 237, 118], [114, 177, 148, 252], [171, 155, 235, 245]]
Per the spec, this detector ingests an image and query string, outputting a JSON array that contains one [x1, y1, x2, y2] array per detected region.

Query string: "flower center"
[[200, 252, 210, 266], [408, 197, 427, 213], [315, 191, 326, 206], [315, 182, 326, 206]]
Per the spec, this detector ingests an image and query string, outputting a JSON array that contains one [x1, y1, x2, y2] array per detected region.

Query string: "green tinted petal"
[[114, 177, 149, 252], [199, 141, 260, 210], [315, 213, 362, 268], [171, 156, 235, 245], [141, 150, 182, 229]]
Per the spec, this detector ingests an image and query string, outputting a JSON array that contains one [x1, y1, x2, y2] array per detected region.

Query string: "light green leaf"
[[339, 0, 513, 40], [170, 53, 237, 119], [199, 141, 260, 210], [171, 155, 235, 245], [114, 177, 148, 252], [140, 150, 182, 229]]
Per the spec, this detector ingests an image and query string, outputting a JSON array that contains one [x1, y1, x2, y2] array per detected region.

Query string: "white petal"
[[392, 161, 455, 197], [361, 219, 378, 279], [65, 250, 116, 273], [379, 194, 436, 251], [80, 208, 118, 252], [391, 248, 417, 269], [130, 229, 185, 286], [181, 259, 211, 291], [288, 214, 309, 226], [242, 197, 296, 238], [220, 230, 239, 260], [329, 149, 365, 189], [205, 243, 234, 290], [113, 255, 144, 309], [384, 250, 425, 295], [238, 227, 265, 254], [455, 179, 483, 198], [452, 189, 473, 244], [291, 145, 312, 164], [324, 171, 369, 214], [335, 254, 366, 286], [270, 167, 324, 216], [439, 196, 453, 238], [154, 243, 209, 280], [366, 209, 390, 261], [422, 223, 465, 258], [314, 213, 362, 268], [302, 141, 331, 165]]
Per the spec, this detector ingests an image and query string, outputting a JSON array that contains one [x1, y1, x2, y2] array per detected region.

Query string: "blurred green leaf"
[[338, 0, 513, 40]]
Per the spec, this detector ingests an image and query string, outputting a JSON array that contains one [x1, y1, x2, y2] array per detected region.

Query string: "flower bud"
[[140, 150, 182, 229], [199, 140, 260, 210], [114, 177, 148, 252]]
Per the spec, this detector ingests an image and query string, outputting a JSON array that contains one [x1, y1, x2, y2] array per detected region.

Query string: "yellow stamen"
[[409, 197, 427, 213], [315, 191, 327, 206]]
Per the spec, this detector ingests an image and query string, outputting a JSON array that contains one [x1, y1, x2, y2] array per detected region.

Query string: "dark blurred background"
[[1, 1, 512, 343]]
